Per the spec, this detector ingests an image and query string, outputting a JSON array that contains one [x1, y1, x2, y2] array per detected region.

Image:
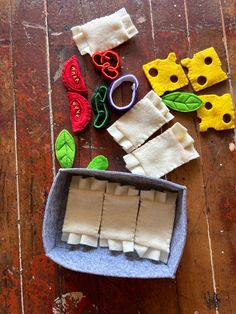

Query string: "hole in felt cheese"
[[197, 76, 207, 85], [149, 68, 158, 77], [205, 102, 212, 110], [223, 113, 231, 123], [204, 57, 213, 65], [170, 75, 178, 83], [197, 117, 202, 123]]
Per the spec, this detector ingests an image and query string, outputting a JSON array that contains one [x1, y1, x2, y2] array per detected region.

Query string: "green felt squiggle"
[[162, 92, 204, 112], [87, 155, 109, 170], [55, 129, 75, 168]]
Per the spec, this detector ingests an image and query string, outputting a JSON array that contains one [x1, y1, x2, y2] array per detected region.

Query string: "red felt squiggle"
[[92, 50, 121, 81], [67, 92, 91, 132], [62, 55, 88, 94]]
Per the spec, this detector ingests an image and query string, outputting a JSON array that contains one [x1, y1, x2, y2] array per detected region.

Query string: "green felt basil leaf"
[[87, 155, 109, 170], [162, 92, 204, 112], [55, 129, 75, 168]]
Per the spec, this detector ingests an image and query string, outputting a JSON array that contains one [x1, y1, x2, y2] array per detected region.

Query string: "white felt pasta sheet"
[[71, 8, 138, 56], [107, 90, 174, 153], [62, 176, 106, 247], [123, 122, 199, 178], [100, 182, 140, 252], [134, 190, 177, 262]]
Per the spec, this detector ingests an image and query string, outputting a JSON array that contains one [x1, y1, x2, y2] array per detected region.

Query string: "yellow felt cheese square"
[[197, 94, 235, 132], [181, 47, 227, 92], [143, 52, 189, 96]]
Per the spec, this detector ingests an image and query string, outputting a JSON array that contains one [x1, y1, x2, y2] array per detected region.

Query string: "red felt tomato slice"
[[67, 92, 91, 132], [62, 55, 88, 94]]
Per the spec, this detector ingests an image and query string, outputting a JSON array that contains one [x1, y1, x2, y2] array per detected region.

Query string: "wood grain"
[[1, 0, 235, 313], [47, 1, 101, 312], [186, 0, 236, 312], [0, 2, 21, 313], [153, 0, 223, 313], [10, 0, 59, 312]]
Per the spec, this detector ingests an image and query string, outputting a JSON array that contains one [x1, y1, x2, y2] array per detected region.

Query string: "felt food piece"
[[71, 8, 138, 56], [62, 55, 88, 94], [181, 47, 227, 91], [67, 92, 92, 133], [143, 52, 188, 96], [123, 122, 199, 178], [108, 74, 139, 111], [107, 90, 174, 153], [134, 190, 177, 262], [62, 176, 107, 247], [55, 129, 75, 168], [162, 92, 204, 112], [91, 86, 110, 129], [100, 183, 140, 252], [87, 155, 109, 170], [92, 50, 121, 81], [197, 94, 235, 132]]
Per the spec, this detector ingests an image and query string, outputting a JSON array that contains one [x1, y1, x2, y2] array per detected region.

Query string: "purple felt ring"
[[108, 74, 139, 111]]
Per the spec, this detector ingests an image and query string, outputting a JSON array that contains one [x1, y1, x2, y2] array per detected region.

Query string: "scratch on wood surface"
[[23, 27, 31, 45], [51, 32, 63, 36], [43, 0, 56, 177], [52, 291, 86, 313], [204, 200, 220, 314], [22, 21, 45, 31], [10, 2, 25, 313], [53, 53, 64, 82], [183, 0, 191, 51], [137, 16, 146, 24], [201, 178, 219, 314], [204, 291, 220, 310], [229, 142, 235, 152], [148, 0, 155, 43]]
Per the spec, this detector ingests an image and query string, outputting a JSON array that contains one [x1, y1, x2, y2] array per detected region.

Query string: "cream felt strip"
[[62, 176, 106, 247], [134, 190, 177, 262], [107, 90, 174, 153], [100, 183, 140, 252], [71, 8, 138, 56], [123, 122, 199, 178]]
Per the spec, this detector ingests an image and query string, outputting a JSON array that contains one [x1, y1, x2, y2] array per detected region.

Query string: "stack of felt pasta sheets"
[[61, 175, 177, 263]]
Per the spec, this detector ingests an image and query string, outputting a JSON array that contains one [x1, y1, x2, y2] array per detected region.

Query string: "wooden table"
[[1, 0, 236, 313]]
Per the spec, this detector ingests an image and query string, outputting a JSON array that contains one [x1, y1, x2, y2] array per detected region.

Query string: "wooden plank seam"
[[183, 1, 219, 313], [218, 0, 236, 140], [10, 1, 25, 313], [44, 0, 56, 178]]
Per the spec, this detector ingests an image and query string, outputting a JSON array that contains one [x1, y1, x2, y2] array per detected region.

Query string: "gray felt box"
[[43, 168, 187, 279]]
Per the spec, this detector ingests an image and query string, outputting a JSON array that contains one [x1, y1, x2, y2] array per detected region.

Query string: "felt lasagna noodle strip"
[[123, 122, 199, 178], [99, 183, 140, 253], [134, 190, 177, 262], [62, 176, 106, 247], [107, 90, 174, 153], [71, 8, 138, 56]]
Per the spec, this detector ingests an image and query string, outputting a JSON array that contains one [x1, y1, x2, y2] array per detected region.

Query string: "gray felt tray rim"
[[43, 168, 187, 279]]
